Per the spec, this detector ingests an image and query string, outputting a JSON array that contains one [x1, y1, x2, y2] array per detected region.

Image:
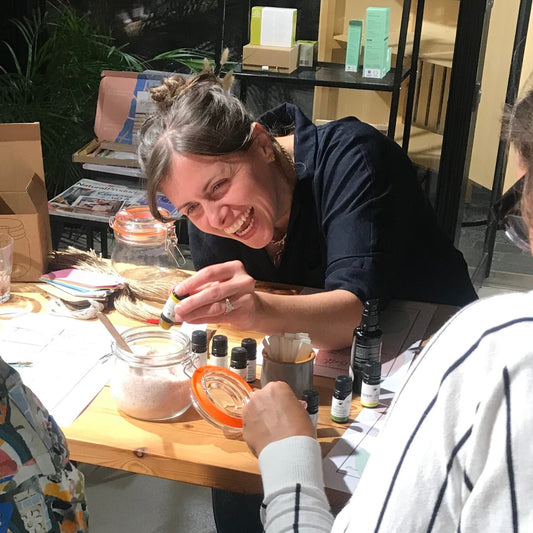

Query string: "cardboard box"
[[72, 70, 166, 168], [242, 44, 299, 74], [297, 40, 318, 68], [0, 123, 52, 281]]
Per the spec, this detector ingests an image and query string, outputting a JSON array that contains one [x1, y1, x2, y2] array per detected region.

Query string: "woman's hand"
[[172, 260, 260, 329], [242, 381, 316, 457]]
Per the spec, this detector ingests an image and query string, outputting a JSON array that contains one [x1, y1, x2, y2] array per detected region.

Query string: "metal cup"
[[260, 351, 315, 399]]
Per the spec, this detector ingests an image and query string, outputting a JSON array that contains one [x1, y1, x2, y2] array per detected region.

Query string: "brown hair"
[[504, 88, 533, 225], [138, 70, 255, 222]]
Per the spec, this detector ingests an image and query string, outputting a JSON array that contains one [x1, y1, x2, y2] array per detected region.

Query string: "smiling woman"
[[137, 68, 478, 351]]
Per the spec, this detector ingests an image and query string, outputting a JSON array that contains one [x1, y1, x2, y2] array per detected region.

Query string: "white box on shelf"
[[260, 7, 297, 47]]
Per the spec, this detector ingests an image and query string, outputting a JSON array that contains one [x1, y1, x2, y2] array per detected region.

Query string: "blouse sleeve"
[[258, 435, 335, 532]]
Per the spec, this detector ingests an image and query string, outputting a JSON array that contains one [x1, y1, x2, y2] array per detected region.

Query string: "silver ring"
[[224, 297, 234, 314]]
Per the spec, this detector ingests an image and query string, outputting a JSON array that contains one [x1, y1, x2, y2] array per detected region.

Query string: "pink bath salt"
[[112, 370, 192, 421]]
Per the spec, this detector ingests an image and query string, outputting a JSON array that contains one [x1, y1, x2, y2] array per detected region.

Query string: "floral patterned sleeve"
[[0, 358, 88, 533]]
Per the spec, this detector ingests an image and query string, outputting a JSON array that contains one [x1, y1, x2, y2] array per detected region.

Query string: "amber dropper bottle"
[[159, 290, 189, 329]]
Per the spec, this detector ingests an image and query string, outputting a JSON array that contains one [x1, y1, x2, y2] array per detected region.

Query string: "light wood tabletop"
[[7, 280, 457, 510]]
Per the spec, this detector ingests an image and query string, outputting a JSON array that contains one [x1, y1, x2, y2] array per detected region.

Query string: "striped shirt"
[[258, 290, 533, 532]]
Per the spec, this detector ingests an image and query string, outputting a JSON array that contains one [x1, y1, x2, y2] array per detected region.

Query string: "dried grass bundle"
[[47, 247, 191, 322]]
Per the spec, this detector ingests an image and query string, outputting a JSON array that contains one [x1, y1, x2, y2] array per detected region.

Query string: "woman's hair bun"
[[150, 75, 187, 110]]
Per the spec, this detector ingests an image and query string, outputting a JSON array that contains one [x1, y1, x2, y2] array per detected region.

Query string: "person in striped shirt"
[[242, 87, 533, 532]]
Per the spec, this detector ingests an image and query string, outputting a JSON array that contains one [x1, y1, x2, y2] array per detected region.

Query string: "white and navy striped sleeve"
[[258, 435, 335, 532], [340, 290, 533, 533], [258, 291, 533, 533]]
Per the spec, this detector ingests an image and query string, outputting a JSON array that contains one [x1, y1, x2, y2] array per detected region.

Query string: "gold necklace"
[[270, 232, 287, 268], [268, 141, 294, 268]]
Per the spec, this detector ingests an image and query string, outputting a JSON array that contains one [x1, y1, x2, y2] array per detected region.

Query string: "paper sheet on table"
[[0, 314, 116, 427], [322, 345, 418, 494], [0, 316, 207, 428]]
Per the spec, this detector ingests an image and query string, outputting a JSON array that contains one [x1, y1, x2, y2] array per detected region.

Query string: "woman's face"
[[160, 126, 284, 249]]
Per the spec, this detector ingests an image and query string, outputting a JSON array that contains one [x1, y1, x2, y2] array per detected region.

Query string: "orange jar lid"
[[190, 366, 253, 430], [109, 205, 174, 242]]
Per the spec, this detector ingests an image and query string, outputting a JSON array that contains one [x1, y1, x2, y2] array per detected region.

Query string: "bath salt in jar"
[[110, 325, 195, 421]]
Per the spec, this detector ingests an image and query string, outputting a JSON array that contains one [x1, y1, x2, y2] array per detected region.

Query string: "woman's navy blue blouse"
[[188, 103, 477, 307]]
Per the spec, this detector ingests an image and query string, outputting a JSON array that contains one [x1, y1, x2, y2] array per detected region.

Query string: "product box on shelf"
[[345, 20, 363, 72], [365, 7, 390, 42], [297, 40, 318, 68], [249, 6, 297, 47], [72, 70, 168, 168], [242, 44, 299, 74], [363, 42, 391, 79], [0, 122, 52, 281], [363, 7, 391, 79]]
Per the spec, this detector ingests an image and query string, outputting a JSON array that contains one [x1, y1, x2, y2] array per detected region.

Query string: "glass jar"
[[190, 366, 253, 437], [109, 205, 184, 282], [110, 325, 194, 421]]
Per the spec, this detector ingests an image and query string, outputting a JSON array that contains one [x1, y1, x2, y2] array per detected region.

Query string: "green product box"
[[345, 19, 363, 72], [365, 7, 390, 42], [363, 40, 391, 79], [250, 6, 263, 46]]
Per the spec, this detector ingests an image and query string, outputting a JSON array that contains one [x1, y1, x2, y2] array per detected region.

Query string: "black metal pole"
[[388, 0, 412, 139], [483, 0, 532, 278], [435, 0, 491, 243], [401, 0, 425, 151]]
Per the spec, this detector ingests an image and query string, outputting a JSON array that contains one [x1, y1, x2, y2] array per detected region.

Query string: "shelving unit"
[[234, 0, 425, 149]]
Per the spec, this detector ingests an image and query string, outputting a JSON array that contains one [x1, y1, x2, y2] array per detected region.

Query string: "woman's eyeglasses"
[[492, 174, 530, 252], [503, 213, 530, 252]]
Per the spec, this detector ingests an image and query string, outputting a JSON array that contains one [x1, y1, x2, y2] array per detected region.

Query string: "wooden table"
[[8, 281, 457, 508]]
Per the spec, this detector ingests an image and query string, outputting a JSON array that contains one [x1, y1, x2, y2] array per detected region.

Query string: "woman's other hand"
[[242, 381, 316, 457], [171, 260, 260, 329]]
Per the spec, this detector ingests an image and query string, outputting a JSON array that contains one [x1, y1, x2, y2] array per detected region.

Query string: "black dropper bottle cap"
[[301, 389, 319, 414], [241, 338, 257, 360], [334, 375, 353, 398], [191, 330, 207, 352], [361, 299, 380, 330], [230, 347, 248, 369], [363, 360, 382, 383], [211, 334, 228, 356]]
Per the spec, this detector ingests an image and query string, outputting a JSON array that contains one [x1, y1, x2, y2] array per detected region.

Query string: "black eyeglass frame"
[[492, 174, 530, 252]]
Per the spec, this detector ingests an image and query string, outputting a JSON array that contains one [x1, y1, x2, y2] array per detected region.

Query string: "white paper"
[[322, 345, 419, 493], [0, 314, 116, 427]]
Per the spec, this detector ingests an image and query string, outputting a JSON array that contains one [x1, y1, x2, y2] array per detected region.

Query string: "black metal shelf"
[[234, 62, 410, 91]]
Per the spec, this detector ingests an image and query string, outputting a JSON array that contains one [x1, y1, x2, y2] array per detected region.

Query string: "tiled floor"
[[79, 464, 217, 532]]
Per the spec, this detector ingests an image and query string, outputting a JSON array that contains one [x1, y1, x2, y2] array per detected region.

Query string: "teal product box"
[[345, 20, 363, 72], [363, 41, 391, 79], [297, 40, 318, 67], [365, 7, 390, 42]]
